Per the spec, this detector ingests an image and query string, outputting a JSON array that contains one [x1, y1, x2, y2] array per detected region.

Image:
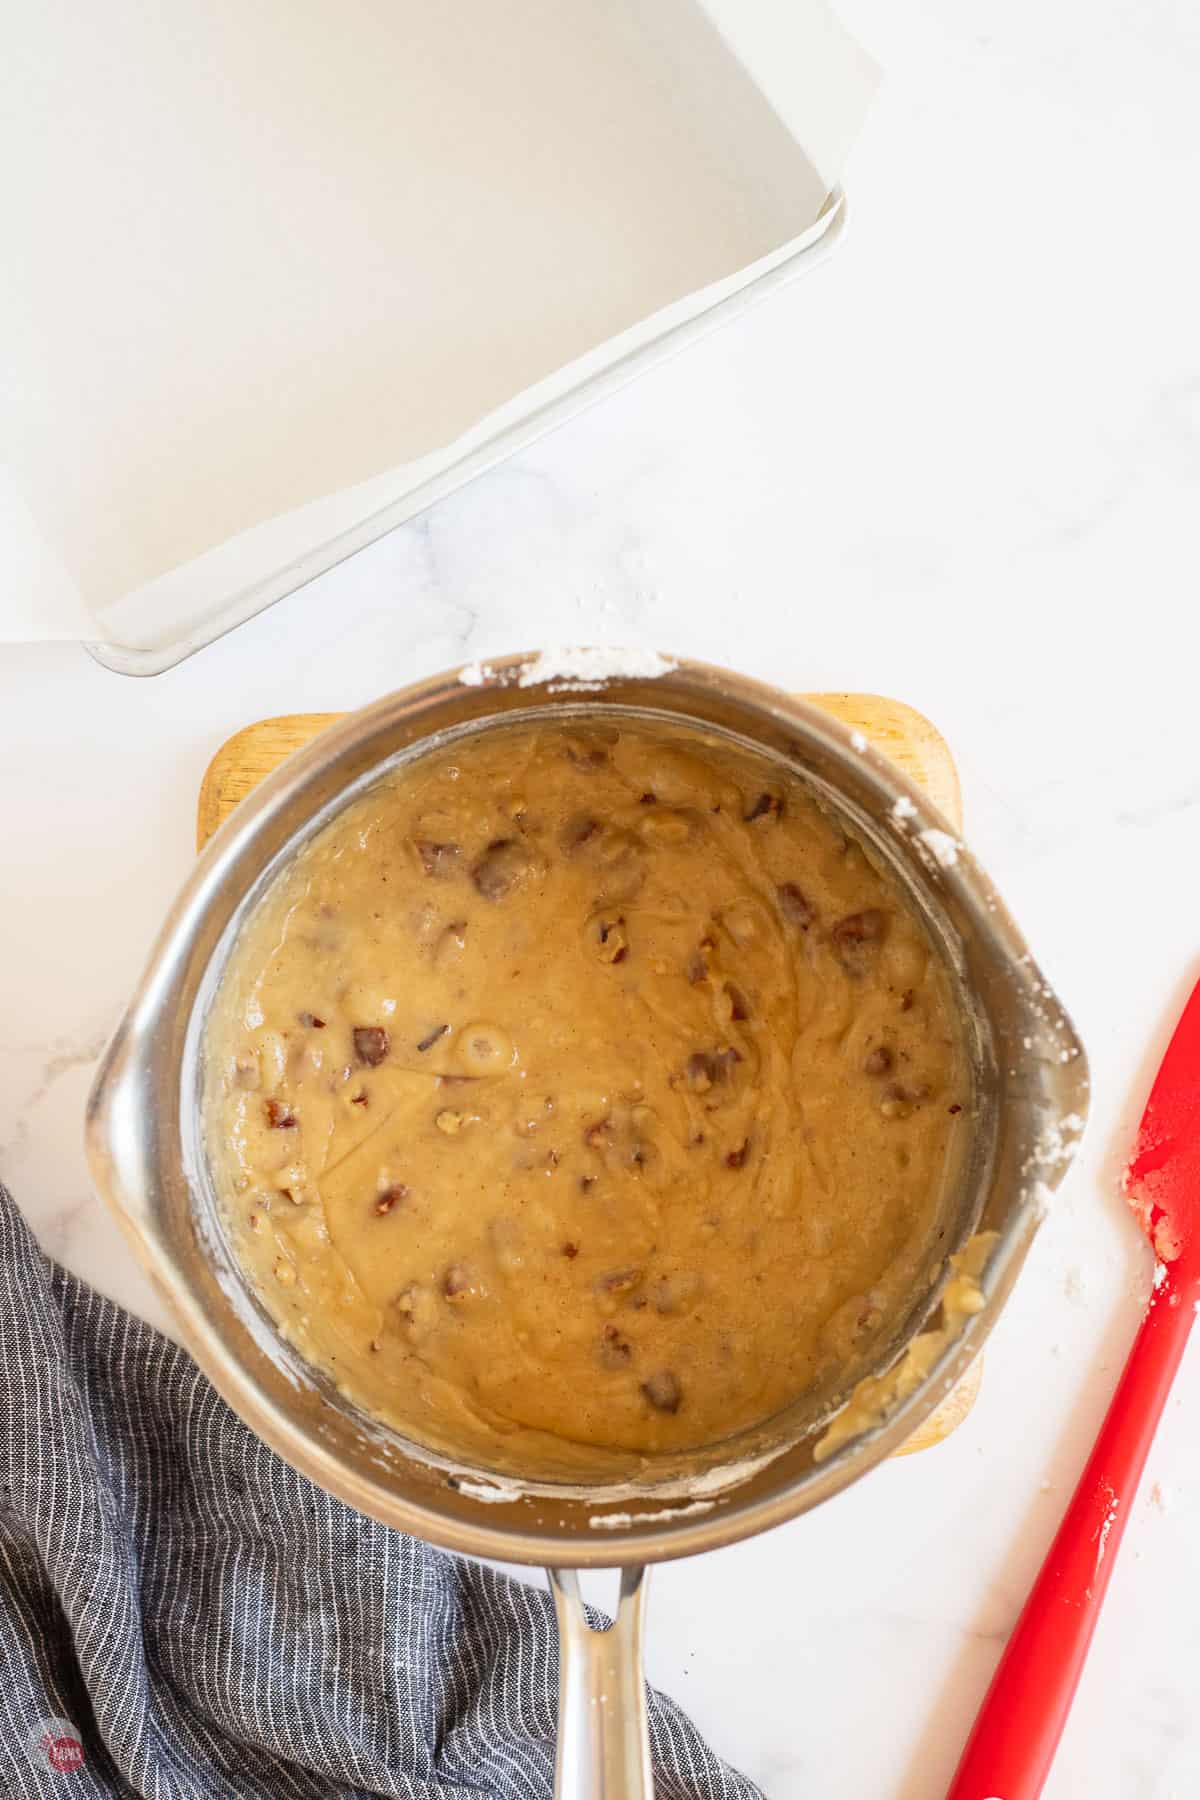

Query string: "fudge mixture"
[[206, 718, 968, 1473]]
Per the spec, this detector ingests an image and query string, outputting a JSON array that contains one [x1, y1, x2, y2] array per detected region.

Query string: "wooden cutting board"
[[197, 694, 979, 1455]]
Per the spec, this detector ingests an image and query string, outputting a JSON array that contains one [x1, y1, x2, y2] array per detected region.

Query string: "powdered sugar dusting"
[[1095, 1481, 1120, 1570], [458, 647, 677, 692], [589, 1499, 716, 1530], [1026, 1112, 1086, 1174], [918, 827, 959, 869], [436, 1440, 788, 1509], [451, 1476, 526, 1504], [517, 646, 677, 689], [1029, 1179, 1055, 1220], [888, 793, 963, 874], [1018, 1111, 1085, 1218]]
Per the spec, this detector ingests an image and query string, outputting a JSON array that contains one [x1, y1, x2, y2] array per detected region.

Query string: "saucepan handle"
[[550, 1565, 653, 1799]]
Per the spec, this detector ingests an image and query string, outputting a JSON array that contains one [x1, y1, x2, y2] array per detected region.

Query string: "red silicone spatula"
[[946, 976, 1200, 1800]]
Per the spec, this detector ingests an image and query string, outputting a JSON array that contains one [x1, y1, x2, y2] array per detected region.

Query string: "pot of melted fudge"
[[89, 657, 1088, 1800], [208, 719, 970, 1474]]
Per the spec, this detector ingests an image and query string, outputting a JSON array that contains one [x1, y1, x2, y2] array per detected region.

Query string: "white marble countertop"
[[4, 2, 1200, 1793]]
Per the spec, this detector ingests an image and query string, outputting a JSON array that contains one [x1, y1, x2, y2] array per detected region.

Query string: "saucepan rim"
[[85, 652, 1088, 1566]]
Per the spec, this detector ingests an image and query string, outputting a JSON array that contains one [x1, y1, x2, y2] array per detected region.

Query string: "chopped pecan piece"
[[687, 1047, 740, 1092], [561, 814, 600, 854], [565, 743, 609, 771], [353, 1026, 390, 1067], [298, 1011, 326, 1029], [599, 1325, 633, 1368], [880, 1081, 926, 1120], [743, 791, 783, 823], [724, 1139, 750, 1170], [641, 1370, 682, 1414], [374, 1184, 409, 1217], [650, 1273, 700, 1315], [863, 1045, 894, 1075], [561, 1242, 579, 1259], [471, 838, 530, 901], [415, 840, 460, 878], [725, 983, 751, 1023], [264, 1099, 297, 1130], [685, 932, 716, 984], [393, 1283, 423, 1326], [777, 883, 815, 930], [597, 1267, 643, 1297], [456, 1021, 513, 1074], [434, 920, 468, 966], [595, 917, 629, 964], [831, 909, 887, 973]]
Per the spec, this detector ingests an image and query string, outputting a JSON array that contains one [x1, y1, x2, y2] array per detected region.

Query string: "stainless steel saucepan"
[[86, 655, 1088, 1796]]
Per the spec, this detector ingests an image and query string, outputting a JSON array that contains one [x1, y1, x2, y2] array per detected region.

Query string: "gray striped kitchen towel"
[[0, 1184, 762, 1800]]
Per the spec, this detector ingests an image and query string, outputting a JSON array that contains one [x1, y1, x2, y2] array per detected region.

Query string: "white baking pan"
[[3, 2, 874, 673]]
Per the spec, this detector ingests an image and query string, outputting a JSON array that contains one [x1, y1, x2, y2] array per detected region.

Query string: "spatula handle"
[[946, 1278, 1194, 1800]]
